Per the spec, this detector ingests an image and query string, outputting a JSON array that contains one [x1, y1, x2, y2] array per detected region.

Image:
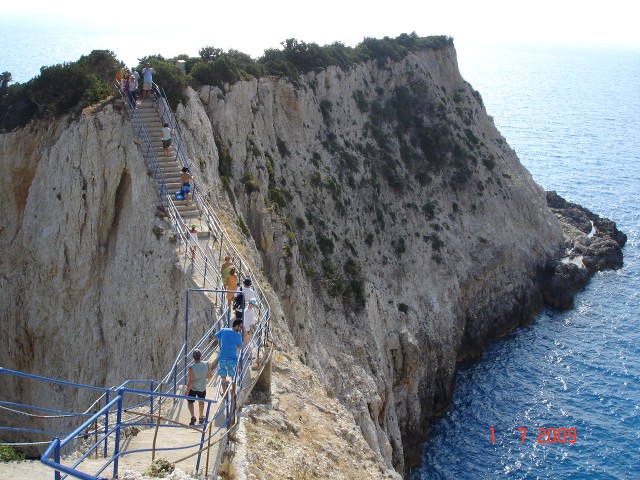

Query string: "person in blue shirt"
[[214, 319, 243, 394], [141, 62, 155, 99]]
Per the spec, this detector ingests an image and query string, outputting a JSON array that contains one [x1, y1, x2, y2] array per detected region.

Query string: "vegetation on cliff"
[[0, 33, 452, 132]]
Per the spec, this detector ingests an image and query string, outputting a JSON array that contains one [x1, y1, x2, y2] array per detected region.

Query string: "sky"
[[2, 0, 639, 82]]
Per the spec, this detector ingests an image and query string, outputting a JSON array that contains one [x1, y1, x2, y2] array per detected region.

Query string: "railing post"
[[54, 438, 61, 480], [195, 400, 213, 473], [265, 308, 270, 346], [112, 389, 124, 479], [218, 232, 224, 273], [149, 381, 154, 422], [202, 255, 209, 289], [172, 364, 178, 395], [184, 290, 190, 382], [103, 390, 110, 458]]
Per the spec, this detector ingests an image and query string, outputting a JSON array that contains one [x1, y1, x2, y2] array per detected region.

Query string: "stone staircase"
[[137, 97, 209, 239]]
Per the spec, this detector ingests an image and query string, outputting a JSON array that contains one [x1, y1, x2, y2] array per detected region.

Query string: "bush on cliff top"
[[0, 33, 452, 131], [0, 49, 120, 131]]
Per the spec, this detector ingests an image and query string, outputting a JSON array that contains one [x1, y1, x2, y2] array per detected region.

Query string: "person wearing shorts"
[[180, 166, 194, 203], [161, 123, 173, 157], [214, 319, 243, 394], [141, 63, 155, 98], [186, 349, 212, 426]]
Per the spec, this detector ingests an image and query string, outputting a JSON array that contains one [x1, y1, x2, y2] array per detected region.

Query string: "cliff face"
[[175, 46, 565, 471], [1, 45, 567, 475], [0, 105, 215, 424]]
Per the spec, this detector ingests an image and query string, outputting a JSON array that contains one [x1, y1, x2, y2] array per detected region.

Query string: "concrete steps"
[[135, 98, 207, 235]]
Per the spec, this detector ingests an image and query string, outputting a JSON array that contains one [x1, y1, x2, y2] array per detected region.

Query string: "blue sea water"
[[412, 47, 640, 479], [1, 23, 639, 479]]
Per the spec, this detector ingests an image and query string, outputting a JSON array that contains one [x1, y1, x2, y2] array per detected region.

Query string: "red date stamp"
[[490, 427, 577, 444]]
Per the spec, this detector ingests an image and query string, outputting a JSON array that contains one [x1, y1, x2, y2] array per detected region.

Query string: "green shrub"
[[394, 237, 406, 255], [198, 46, 223, 61], [269, 187, 289, 209], [344, 257, 360, 277], [353, 90, 369, 112], [422, 200, 437, 220], [30, 59, 102, 113], [464, 128, 479, 146], [316, 233, 334, 255], [83, 74, 111, 104], [145, 458, 175, 477], [0, 445, 25, 462], [215, 138, 233, 178], [220, 176, 235, 207], [0, 49, 121, 130], [295, 216, 306, 230], [310, 171, 322, 188], [482, 156, 496, 170], [398, 303, 409, 314], [365, 233, 374, 247], [320, 100, 332, 124], [243, 171, 260, 194], [276, 137, 290, 157], [425, 233, 444, 252], [190, 55, 241, 88], [237, 216, 251, 238], [311, 152, 321, 168], [148, 59, 188, 109]]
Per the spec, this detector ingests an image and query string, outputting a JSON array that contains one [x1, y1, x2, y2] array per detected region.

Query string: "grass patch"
[[0, 445, 25, 462]]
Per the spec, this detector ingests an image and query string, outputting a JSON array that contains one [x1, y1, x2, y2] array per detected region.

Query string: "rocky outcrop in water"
[[543, 191, 626, 309]]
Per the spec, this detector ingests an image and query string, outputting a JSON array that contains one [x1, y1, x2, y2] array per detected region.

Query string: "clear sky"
[[2, 0, 639, 81]]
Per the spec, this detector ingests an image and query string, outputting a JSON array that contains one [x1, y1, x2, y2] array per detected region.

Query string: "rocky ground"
[[229, 349, 399, 480]]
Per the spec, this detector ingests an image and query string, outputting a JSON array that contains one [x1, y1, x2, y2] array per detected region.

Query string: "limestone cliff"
[[1, 43, 622, 477], [0, 103, 214, 434], [174, 45, 566, 472]]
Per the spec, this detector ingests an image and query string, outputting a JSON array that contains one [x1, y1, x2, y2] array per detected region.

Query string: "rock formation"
[[0, 42, 625, 477]]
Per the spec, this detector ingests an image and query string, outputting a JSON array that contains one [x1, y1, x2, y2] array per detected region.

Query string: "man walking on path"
[[214, 319, 243, 395], [186, 349, 212, 426]]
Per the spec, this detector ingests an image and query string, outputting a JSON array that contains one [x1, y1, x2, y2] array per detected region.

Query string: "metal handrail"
[[39, 387, 229, 480]]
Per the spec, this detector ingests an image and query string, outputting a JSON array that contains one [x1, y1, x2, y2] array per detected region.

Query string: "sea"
[[1, 23, 639, 480], [412, 47, 640, 479]]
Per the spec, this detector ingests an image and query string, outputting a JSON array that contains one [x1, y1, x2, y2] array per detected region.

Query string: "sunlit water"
[[413, 46, 640, 479]]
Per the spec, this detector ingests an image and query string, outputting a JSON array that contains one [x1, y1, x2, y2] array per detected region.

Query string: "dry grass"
[[218, 454, 237, 480]]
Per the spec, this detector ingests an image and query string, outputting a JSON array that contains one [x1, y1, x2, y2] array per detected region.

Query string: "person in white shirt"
[[161, 123, 173, 157], [243, 297, 258, 348]]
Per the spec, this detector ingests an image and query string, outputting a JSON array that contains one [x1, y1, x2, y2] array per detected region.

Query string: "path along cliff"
[[0, 43, 625, 478]]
